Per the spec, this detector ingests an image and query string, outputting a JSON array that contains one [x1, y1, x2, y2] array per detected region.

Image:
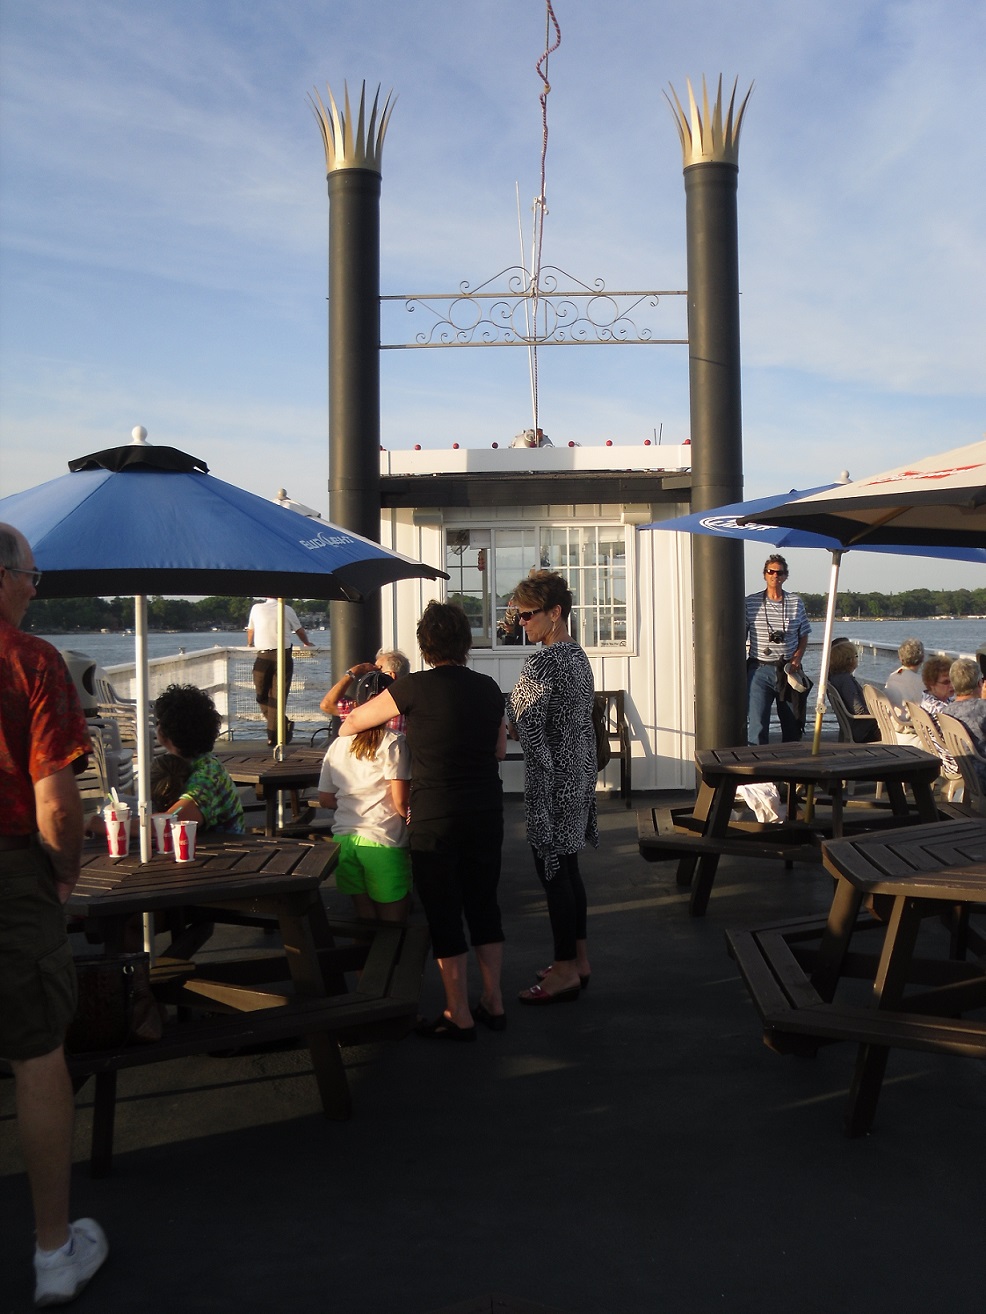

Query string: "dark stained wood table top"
[[213, 743, 326, 788], [822, 817, 986, 901], [70, 834, 338, 919], [696, 741, 942, 787]]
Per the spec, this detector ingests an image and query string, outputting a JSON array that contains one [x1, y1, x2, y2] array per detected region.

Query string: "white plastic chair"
[[826, 683, 879, 744], [904, 700, 963, 801], [863, 683, 916, 747], [937, 714, 986, 815]]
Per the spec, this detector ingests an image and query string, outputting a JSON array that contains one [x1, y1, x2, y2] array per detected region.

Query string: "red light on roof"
[[644, 439, 651, 446], [491, 442, 498, 448], [452, 443, 459, 449], [605, 440, 613, 447], [568, 441, 575, 447], [414, 444, 421, 451]]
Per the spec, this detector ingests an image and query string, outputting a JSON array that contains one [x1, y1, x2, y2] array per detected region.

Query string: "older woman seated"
[[920, 656, 954, 719], [918, 655, 958, 775], [941, 659, 986, 788], [885, 636, 925, 731], [827, 639, 880, 742]]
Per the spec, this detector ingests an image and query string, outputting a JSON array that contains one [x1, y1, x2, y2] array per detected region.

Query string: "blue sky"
[[1, 0, 983, 595]]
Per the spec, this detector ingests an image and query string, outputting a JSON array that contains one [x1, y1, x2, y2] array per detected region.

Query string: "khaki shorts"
[[0, 846, 77, 1060]]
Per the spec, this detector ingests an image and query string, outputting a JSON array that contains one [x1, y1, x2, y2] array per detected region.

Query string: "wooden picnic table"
[[726, 817, 986, 1135], [66, 833, 428, 1173], [640, 741, 941, 916], [214, 743, 326, 835]]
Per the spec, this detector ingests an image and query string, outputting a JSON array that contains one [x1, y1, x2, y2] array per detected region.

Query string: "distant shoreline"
[[807, 614, 986, 623]]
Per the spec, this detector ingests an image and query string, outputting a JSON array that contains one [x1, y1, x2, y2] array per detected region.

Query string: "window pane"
[[446, 530, 493, 646], [492, 529, 538, 647], [451, 521, 628, 652]]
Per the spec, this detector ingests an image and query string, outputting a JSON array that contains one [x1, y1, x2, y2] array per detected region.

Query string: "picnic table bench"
[[65, 836, 430, 1175], [639, 742, 941, 916], [725, 818, 986, 1135]]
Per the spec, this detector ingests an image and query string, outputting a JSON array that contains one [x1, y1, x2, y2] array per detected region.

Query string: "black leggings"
[[533, 849, 587, 962], [410, 813, 505, 959]]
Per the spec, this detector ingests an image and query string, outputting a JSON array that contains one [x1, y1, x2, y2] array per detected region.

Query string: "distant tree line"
[[25, 587, 986, 634], [25, 595, 330, 633], [799, 588, 986, 619]]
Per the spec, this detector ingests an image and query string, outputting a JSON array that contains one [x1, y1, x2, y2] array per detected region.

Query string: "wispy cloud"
[[1, 0, 983, 591]]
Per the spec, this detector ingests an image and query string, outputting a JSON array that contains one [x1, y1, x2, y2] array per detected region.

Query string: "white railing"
[[105, 645, 335, 740]]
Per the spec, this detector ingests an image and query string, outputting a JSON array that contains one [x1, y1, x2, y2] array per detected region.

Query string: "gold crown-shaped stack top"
[[311, 80, 396, 174], [666, 75, 753, 167]]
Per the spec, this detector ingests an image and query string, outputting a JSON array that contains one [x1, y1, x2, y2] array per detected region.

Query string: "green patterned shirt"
[[180, 754, 245, 833]]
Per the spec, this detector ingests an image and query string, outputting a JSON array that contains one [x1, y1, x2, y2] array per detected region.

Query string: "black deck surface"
[[2, 792, 983, 1313]]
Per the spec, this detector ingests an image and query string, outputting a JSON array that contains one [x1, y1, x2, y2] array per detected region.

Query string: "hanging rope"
[[529, 1, 561, 439]]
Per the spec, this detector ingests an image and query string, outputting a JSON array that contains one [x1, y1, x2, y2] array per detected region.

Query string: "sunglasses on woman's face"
[[517, 608, 543, 622]]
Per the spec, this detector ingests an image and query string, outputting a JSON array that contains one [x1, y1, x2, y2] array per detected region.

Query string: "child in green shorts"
[[317, 671, 412, 922]]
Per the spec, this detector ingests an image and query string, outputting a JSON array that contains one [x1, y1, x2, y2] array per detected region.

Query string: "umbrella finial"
[[131, 426, 148, 445]]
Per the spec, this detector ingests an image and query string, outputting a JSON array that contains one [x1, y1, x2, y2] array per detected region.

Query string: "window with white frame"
[[444, 523, 628, 650]]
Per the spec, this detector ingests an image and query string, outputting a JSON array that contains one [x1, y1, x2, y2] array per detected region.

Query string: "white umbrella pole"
[[135, 595, 154, 956], [275, 603, 286, 832], [810, 550, 843, 754], [803, 551, 842, 823], [276, 600, 286, 751]]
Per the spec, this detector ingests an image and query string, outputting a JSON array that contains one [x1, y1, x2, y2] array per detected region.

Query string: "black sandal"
[[414, 1014, 477, 1043], [472, 1002, 507, 1032]]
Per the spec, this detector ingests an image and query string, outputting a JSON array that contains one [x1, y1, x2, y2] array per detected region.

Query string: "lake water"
[[34, 620, 985, 739], [36, 618, 984, 674], [37, 630, 329, 668], [809, 618, 985, 687]]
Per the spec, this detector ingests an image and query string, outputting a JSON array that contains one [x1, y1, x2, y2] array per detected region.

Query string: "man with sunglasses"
[[0, 523, 109, 1305], [744, 553, 811, 744]]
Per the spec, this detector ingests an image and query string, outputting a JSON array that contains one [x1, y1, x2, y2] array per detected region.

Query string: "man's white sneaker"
[[34, 1218, 108, 1307]]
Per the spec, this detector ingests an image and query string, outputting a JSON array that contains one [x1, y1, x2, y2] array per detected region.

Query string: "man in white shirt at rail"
[[246, 598, 314, 746]]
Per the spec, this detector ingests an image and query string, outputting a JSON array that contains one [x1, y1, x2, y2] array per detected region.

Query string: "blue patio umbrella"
[[0, 429, 447, 865], [3, 435, 441, 601], [642, 485, 986, 753]]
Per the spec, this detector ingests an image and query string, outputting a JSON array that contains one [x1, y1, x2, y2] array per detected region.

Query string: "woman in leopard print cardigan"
[[508, 571, 598, 1004]]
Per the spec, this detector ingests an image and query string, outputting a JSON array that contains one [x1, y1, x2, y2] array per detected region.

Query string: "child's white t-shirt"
[[318, 731, 410, 847]]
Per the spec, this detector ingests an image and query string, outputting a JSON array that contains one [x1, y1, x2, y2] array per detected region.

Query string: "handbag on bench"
[[65, 952, 164, 1051]]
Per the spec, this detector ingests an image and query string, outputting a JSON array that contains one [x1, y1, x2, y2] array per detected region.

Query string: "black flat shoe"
[[414, 1014, 477, 1042], [472, 1002, 507, 1032]]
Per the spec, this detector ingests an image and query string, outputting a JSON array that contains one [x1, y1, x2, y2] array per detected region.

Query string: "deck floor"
[[2, 791, 983, 1313]]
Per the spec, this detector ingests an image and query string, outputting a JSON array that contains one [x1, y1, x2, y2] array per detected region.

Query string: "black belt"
[[257, 649, 290, 656], [0, 834, 34, 851]]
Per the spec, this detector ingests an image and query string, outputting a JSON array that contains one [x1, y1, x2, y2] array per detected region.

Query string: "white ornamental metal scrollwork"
[[380, 266, 686, 349]]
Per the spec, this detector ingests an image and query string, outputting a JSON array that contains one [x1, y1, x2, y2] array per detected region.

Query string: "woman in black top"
[[340, 602, 507, 1041]]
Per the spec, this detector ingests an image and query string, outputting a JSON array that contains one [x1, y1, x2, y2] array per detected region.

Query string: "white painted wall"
[[376, 469, 696, 794]]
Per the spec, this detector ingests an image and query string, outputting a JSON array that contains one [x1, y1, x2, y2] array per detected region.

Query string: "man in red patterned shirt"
[[0, 523, 109, 1306]]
